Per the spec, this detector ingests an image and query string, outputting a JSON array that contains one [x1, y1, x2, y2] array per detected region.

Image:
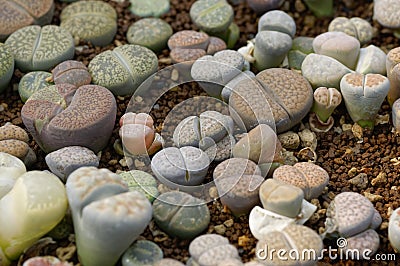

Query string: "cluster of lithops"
[[328, 17, 374, 45], [324, 192, 382, 256], [373, 0, 400, 38]]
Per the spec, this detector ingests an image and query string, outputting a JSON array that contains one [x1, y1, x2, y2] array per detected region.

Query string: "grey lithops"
[[340, 229, 380, 259], [328, 17, 374, 45], [21, 84, 116, 153], [121, 240, 163, 266], [0, 0, 54, 41], [18, 71, 52, 102], [60, 1, 117, 47], [386, 47, 400, 106], [45, 146, 99, 182], [246, 0, 284, 15], [340, 72, 389, 128], [301, 53, 352, 89], [273, 162, 329, 200], [5, 25, 74, 72], [89, 44, 158, 96], [388, 206, 400, 252], [152, 191, 210, 239], [355, 45, 387, 75], [213, 157, 262, 179], [51, 60, 91, 87], [288, 36, 314, 70], [151, 146, 210, 190], [325, 192, 381, 237], [373, 0, 400, 37], [313, 31, 360, 69], [128, 0, 170, 17], [0, 43, 14, 93], [258, 10, 296, 38], [127, 18, 173, 53], [118, 170, 159, 202], [189, 234, 240, 265]]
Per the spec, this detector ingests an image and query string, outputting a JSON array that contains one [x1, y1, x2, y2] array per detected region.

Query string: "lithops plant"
[[328, 17, 374, 45], [151, 146, 210, 191], [340, 72, 390, 128], [60, 1, 117, 47], [0, 43, 14, 94], [128, 0, 170, 17], [213, 157, 262, 180], [21, 84, 117, 153], [373, 0, 400, 38], [388, 206, 400, 252], [127, 18, 173, 53], [22, 256, 72, 266], [356, 45, 387, 75], [340, 229, 380, 259], [66, 167, 153, 266], [246, 0, 284, 15], [0, 0, 54, 41], [386, 47, 400, 106], [153, 191, 210, 239], [303, 0, 333, 17], [89, 44, 158, 96], [45, 146, 99, 182], [51, 60, 91, 87], [273, 162, 329, 200], [119, 112, 163, 156], [121, 240, 163, 266], [0, 152, 26, 199], [313, 31, 360, 70], [288, 36, 314, 70], [0, 171, 68, 265], [309, 87, 342, 132], [188, 234, 240, 265], [5, 25, 74, 72], [118, 170, 159, 202], [392, 98, 400, 132], [18, 71, 52, 102], [325, 192, 381, 238], [229, 68, 313, 133], [154, 259, 185, 266], [0, 123, 36, 166]]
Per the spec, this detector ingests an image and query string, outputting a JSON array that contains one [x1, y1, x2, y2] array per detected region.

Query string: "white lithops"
[[388, 206, 400, 252], [0, 152, 26, 199], [356, 45, 387, 75], [340, 229, 380, 259]]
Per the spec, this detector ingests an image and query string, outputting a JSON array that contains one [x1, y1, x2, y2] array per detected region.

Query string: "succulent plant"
[[22, 256, 73, 266], [221, 71, 255, 102], [152, 191, 210, 239], [5, 25, 74, 72], [153, 259, 185, 266], [0, 152, 26, 199], [21, 84, 117, 153], [118, 170, 159, 202], [328, 17, 374, 45], [60, 1, 117, 47], [356, 45, 387, 75], [258, 10, 296, 38], [392, 98, 400, 132], [213, 157, 262, 179], [309, 87, 341, 132], [373, 0, 400, 38], [288, 36, 314, 70], [386, 47, 400, 106], [121, 240, 163, 266], [51, 60, 91, 87], [89, 44, 158, 96], [18, 71, 53, 102], [340, 73, 389, 128], [0, 43, 14, 94], [388, 206, 400, 252], [340, 229, 380, 259], [0, 0, 54, 41], [0, 171, 68, 265], [303, 0, 333, 17], [45, 146, 99, 182], [313, 31, 360, 70], [127, 18, 173, 53], [128, 0, 170, 17], [213, 22, 240, 49], [246, 0, 284, 15], [66, 167, 153, 266]]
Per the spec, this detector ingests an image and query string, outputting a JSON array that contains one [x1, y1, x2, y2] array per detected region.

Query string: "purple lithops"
[[246, 0, 284, 15], [51, 60, 91, 87]]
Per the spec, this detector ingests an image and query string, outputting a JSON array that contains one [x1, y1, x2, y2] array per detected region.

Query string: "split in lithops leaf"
[[328, 17, 374, 45], [386, 47, 400, 106], [373, 0, 400, 38], [246, 0, 284, 15], [121, 240, 163, 266], [258, 10, 296, 38], [388, 206, 400, 252], [22, 256, 73, 266], [356, 45, 387, 75], [152, 191, 210, 239], [0, 171, 68, 263], [18, 71, 53, 103], [0, 43, 14, 94], [303, 0, 333, 17], [128, 0, 170, 17], [66, 167, 153, 266], [340, 72, 390, 128], [310, 87, 341, 132], [51, 60, 91, 87], [0, 152, 26, 199], [118, 170, 159, 202], [339, 229, 380, 259]]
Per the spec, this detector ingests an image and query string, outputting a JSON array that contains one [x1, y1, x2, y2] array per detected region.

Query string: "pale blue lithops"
[[45, 146, 99, 182], [0, 0, 54, 41], [60, 1, 117, 47], [191, 50, 245, 98], [340, 229, 380, 259], [0, 43, 14, 93], [340, 72, 390, 128], [303, 0, 333, 17], [273, 162, 329, 200], [325, 192, 381, 238], [258, 10, 296, 38], [246, 0, 284, 15], [118, 170, 159, 202], [385, 47, 400, 106], [313, 31, 360, 69], [18, 71, 52, 102], [355, 45, 387, 75], [388, 207, 400, 252], [129, 0, 170, 17], [21, 84, 117, 153], [301, 53, 352, 89], [188, 234, 240, 265], [121, 240, 163, 266], [328, 17, 374, 45], [0, 152, 26, 199], [127, 18, 173, 53], [5, 25, 74, 72], [88, 44, 158, 96], [66, 167, 153, 266], [288, 36, 314, 70], [51, 60, 91, 87], [152, 191, 210, 239], [373, 0, 400, 38], [151, 146, 210, 190]]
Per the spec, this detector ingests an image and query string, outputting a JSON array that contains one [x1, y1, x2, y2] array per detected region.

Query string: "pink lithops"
[[273, 162, 329, 200], [389, 206, 400, 252], [21, 84, 116, 153], [22, 256, 73, 266], [51, 60, 91, 87], [340, 229, 380, 259], [386, 47, 400, 106]]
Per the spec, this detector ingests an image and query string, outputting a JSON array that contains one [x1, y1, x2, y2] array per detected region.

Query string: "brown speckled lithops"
[[386, 47, 400, 106], [51, 60, 91, 87]]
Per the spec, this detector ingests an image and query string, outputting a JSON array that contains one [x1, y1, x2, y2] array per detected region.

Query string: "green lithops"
[[129, 0, 170, 17], [5, 25, 74, 72], [60, 1, 117, 47], [0, 43, 14, 94], [288, 37, 314, 70], [121, 240, 163, 266], [88, 44, 158, 96], [119, 170, 159, 202], [18, 71, 52, 102], [127, 18, 173, 53]]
